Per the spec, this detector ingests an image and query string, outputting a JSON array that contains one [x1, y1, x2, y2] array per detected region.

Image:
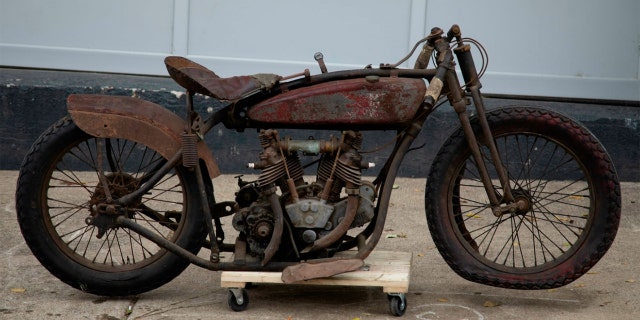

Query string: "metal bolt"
[[302, 230, 317, 243], [304, 215, 315, 225]]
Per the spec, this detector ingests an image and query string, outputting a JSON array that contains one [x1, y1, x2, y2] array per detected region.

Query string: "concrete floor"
[[1, 172, 639, 319]]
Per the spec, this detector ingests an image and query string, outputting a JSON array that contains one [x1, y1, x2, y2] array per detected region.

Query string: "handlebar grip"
[[413, 44, 434, 69]]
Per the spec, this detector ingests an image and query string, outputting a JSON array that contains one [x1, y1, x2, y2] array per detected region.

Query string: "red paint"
[[248, 77, 426, 128]]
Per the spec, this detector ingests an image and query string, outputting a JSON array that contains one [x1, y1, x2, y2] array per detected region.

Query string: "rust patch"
[[67, 94, 220, 178], [247, 77, 426, 128]]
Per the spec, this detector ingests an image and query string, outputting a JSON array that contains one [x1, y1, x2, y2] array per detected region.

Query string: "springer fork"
[[425, 25, 520, 217]]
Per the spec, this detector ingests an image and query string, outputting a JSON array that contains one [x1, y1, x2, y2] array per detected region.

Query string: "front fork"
[[446, 73, 521, 216], [428, 26, 520, 216]]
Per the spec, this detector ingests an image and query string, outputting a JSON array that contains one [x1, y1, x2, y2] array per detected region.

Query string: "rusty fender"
[[67, 94, 220, 178]]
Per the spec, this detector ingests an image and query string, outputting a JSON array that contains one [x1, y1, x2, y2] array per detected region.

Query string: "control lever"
[[314, 52, 328, 73]]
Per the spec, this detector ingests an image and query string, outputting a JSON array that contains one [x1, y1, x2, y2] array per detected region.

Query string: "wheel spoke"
[[425, 108, 620, 290], [43, 137, 187, 271], [452, 131, 594, 270]]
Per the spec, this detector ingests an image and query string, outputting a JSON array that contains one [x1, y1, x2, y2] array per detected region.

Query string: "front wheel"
[[15, 117, 206, 296], [425, 107, 621, 289]]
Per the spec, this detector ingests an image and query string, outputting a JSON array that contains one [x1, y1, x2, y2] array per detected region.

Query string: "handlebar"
[[414, 24, 482, 89]]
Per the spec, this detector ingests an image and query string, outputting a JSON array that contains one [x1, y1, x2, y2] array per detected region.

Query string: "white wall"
[[1, 0, 638, 101], [425, 0, 640, 101]]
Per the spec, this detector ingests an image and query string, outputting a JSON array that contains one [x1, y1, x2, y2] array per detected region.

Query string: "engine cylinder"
[[252, 129, 304, 189]]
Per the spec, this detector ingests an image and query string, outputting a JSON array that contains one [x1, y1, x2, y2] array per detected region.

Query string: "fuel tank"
[[247, 76, 426, 129]]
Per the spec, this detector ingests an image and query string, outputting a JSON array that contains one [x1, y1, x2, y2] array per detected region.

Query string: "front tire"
[[425, 107, 621, 289], [16, 117, 206, 296]]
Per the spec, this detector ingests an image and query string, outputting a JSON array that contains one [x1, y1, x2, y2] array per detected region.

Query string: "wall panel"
[[0, 0, 637, 101]]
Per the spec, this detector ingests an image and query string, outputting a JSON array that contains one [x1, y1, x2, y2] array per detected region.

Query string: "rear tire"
[[425, 107, 620, 289], [16, 117, 206, 296]]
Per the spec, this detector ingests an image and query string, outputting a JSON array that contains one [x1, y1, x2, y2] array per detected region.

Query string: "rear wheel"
[[16, 117, 206, 296], [425, 107, 621, 289]]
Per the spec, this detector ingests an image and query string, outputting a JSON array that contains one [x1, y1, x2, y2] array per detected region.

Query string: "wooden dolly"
[[220, 250, 412, 316]]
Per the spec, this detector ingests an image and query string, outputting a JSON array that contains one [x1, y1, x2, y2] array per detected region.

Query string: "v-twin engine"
[[231, 129, 375, 258]]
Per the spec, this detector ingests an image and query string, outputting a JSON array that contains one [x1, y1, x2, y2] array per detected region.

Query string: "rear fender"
[[67, 94, 220, 178]]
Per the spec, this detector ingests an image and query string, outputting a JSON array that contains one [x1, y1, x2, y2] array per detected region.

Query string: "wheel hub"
[[87, 173, 142, 237], [511, 188, 533, 215], [90, 173, 141, 208]]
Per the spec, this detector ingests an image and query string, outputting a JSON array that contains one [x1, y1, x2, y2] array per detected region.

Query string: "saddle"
[[165, 56, 281, 101]]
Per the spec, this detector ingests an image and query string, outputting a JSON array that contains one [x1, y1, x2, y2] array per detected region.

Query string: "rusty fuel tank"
[[247, 76, 426, 129]]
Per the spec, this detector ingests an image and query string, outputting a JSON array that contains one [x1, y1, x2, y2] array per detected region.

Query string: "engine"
[[231, 129, 376, 259]]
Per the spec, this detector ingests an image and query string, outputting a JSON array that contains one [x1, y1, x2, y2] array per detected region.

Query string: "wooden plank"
[[281, 259, 365, 283], [220, 251, 412, 293]]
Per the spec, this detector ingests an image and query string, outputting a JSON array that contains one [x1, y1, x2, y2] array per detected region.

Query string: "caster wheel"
[[227, 288, 249, 312], [388, 293, 407, 317]]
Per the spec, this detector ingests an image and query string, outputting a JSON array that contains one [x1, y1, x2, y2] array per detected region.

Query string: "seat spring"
[[181, 133, 198, 168]]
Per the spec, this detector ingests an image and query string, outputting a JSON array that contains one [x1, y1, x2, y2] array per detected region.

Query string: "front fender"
[[67, 94, 220, 178]]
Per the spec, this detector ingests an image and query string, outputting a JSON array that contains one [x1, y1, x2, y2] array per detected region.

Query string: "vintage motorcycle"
[[16, 25, 620, 315]]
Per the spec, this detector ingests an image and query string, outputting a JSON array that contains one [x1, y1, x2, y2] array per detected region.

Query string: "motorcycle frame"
[[93, 25, 515, 272]]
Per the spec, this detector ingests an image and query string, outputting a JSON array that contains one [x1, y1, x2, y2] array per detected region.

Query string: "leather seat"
[[165, 56, 281, 101]]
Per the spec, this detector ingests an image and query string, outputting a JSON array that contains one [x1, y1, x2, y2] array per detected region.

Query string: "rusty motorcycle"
[[15, 25, 621, 316]]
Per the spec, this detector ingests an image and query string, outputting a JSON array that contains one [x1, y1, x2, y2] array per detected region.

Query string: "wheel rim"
[[450, 132, 594, 273], [42, 137, 188, 272]]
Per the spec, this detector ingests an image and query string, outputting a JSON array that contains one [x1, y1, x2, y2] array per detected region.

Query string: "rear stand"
[[220, 250, 412, 316]]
